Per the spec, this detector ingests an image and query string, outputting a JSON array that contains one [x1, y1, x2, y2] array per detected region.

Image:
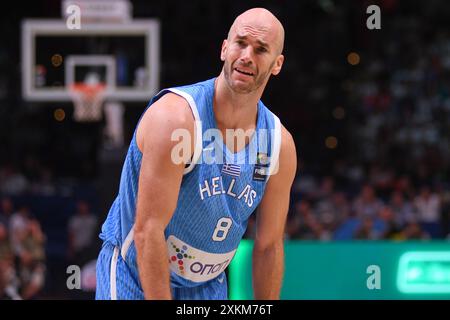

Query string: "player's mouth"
[[234, 67, 254, 77]]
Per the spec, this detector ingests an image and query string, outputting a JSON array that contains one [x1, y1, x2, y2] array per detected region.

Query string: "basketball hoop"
[[69, 83, 106, 122]]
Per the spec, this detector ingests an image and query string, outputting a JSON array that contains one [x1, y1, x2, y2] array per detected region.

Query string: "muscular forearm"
[[252, 241, 284, 299], [135, 226, 172, 300]]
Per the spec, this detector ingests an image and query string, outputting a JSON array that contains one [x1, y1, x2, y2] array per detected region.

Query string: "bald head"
[[220, 8, 285, 94], [228, 8, 285, 54]]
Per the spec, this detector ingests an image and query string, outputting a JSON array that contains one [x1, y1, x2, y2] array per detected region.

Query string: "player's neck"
[[213, 73, 261, 130]]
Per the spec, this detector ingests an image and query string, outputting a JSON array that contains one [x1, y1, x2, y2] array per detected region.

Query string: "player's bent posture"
[[96, 8, 297, 300]]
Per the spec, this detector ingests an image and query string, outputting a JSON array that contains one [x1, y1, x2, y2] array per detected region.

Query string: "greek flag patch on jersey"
[[221, 163, 241, 177]]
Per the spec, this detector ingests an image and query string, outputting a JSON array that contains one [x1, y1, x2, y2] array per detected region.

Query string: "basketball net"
[[69, 83, 106, 122]]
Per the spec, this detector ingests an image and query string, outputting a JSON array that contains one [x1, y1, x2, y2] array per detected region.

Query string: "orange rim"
[[69, 83, 106, 98]]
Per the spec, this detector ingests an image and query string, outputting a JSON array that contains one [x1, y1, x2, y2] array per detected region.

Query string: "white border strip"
[[110, 246, 119, 300], [167, 88, 203, 175], [267, 114, 282, 179], [121, 226, 134, 261]]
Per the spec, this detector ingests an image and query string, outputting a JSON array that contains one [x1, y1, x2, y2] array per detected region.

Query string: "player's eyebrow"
[[236, 35, 270, 50]]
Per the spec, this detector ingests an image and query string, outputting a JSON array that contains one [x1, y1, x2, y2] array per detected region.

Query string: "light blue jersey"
[[96, 78, 281, 299]]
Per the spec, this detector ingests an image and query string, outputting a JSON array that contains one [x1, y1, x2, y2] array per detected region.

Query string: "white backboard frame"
[[65, 55, 116, 92], [21, 19, 160, 102]]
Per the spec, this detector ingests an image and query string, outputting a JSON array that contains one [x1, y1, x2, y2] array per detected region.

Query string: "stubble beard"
[[223, 60, 273, 94]]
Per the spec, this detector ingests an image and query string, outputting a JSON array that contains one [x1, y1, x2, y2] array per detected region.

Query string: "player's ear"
[[271, 54, 284, 76], [220, 39, 228, 62]]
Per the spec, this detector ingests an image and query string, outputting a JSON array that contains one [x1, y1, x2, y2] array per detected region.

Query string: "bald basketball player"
[[95, 8, 297, 300]]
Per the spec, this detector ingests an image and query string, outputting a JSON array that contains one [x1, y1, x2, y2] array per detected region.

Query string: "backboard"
[[21, 18, 160, 102]]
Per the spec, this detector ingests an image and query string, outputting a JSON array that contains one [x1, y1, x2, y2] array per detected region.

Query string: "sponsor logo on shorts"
[[168, 242, 196, 276], [167, 235, 236, 283]]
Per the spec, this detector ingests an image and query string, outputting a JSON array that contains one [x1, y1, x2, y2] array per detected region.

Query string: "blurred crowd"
[[0, 163, 99, 299], [0, 198, 46, 300], [246, 175, 450, 241], [264, 177, 450, 241]]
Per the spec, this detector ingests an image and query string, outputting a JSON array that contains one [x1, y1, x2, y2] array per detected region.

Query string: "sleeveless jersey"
[[99, 77, 281, 288]]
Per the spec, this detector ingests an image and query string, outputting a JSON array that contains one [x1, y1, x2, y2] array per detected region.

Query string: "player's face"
[[221, 25, 283, 94]]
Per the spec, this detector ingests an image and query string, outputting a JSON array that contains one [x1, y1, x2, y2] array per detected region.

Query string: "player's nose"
[[239, 46, 254, 65]]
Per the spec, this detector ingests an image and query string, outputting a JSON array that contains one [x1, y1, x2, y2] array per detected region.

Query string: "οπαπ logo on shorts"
[[167, 235, 236, 283]]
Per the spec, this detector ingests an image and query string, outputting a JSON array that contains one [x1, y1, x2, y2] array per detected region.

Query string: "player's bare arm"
[[252, 125, 297, 299], [134, 93, 195, 300]]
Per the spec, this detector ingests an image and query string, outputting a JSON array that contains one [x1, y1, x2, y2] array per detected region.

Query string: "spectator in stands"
[[9, 205, 31, 256], [389, 190, 415, 227], [17, 219, 46, 299], [393, 176, 416, 201], [377, 205, 402, 239], [0, 219, 21, 300], [369, 165, 395, 199], [0, 197, 14, 227], [0, 223, 12, 265], [67, 200, 98, 265], [0, 255, 20, 300], [315, 191, 351, 232], [352, 184, 384, 218], [354, 216, 379, 240], [287, 200, 324, 240], [414, 185, 442, 237], [0, 164, 29, 195], [33, 167, 56, 196], [353, 205, 397, 240], [313, 176, 335, 201], [399, 221, 431, 240]]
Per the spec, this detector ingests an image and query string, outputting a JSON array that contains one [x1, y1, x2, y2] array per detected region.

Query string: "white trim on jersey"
[[121, 225, 134, 261], [115, 89, 204, 270], [110, 246, 119, 300], [167, 88, 203, 175], [267, 114, 282, 180], [117, 89, 203, 266]]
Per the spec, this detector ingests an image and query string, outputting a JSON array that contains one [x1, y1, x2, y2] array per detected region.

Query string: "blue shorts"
[[95, 242, 228, 300]]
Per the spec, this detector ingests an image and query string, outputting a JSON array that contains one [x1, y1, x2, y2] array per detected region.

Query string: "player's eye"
[[256, 46, 267, 54], [236, 39, 246, 47]]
